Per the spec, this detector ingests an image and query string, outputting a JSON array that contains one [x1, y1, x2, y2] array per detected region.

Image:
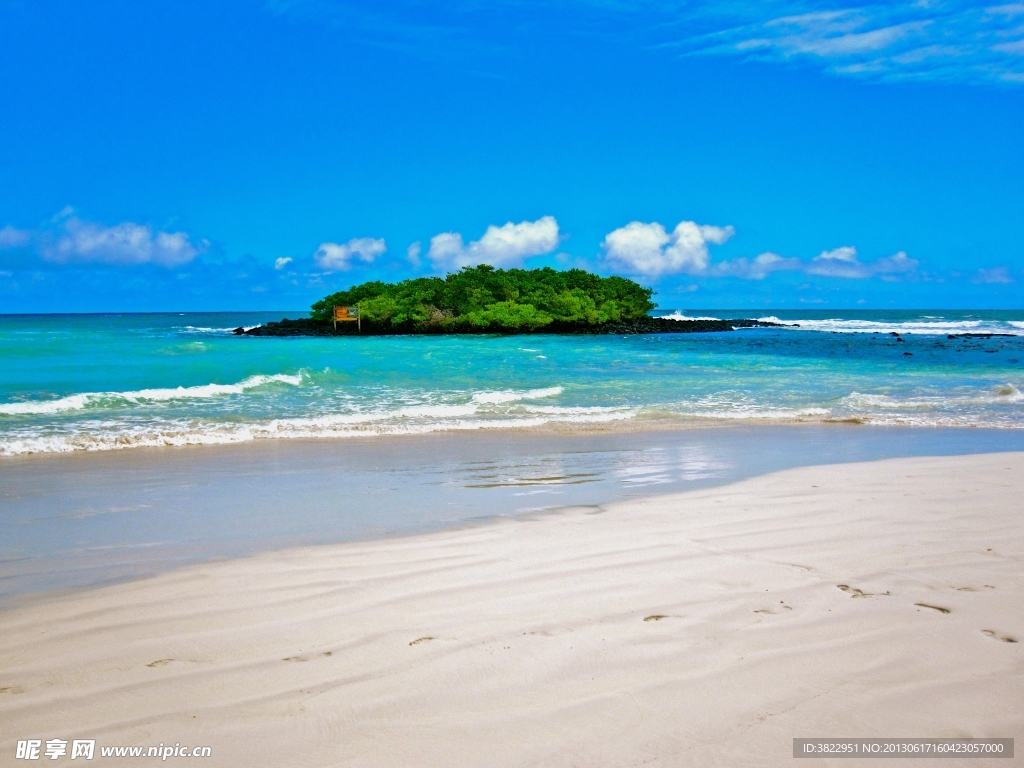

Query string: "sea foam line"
[[0, 406, 634, 455], [755, 317, 1024, 336], [0, 373, 304, 416]]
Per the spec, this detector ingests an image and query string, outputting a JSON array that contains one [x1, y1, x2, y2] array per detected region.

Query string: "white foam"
[[755, 316, 1024, 336], [177, 325, 258, 334], [0, 373, 304, 416], [471, 386, 564, 404], [842, 384, 1024, 410], [0, 394, 93, 416], [660, 312, 725, 322], [684, 406, 832, 421], [0, 405, 636, 456]]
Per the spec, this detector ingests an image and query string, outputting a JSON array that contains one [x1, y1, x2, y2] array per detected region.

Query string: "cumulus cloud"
[[805, 246, 917, 278], [314, 237, 386, 272], [427, 216, 560, 270], [598, 218, 922, 282], [274, 257, 293, 270], [0, 226, 31, 249], [41, 216, 203, 267], [601, 220, 735, 276]]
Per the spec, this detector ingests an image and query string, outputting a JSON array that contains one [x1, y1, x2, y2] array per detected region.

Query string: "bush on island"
[[310, 265, 656, 333]]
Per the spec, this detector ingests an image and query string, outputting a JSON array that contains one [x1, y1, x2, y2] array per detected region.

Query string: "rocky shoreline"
[[235, 316, 782, 337]]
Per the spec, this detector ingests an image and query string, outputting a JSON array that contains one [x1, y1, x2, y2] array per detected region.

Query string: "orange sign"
[[333, 305, 361, 331]]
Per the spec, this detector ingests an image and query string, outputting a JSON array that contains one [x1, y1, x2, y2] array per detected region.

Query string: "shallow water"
[[1, 310, 1023, 455], [2, 425, 1022, 605]]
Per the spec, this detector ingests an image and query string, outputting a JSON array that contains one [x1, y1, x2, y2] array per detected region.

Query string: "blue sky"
[[1, 0, 1022, 312]]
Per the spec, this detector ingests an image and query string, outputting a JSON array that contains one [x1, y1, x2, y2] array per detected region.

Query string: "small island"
[[239, 265, 777, 336]]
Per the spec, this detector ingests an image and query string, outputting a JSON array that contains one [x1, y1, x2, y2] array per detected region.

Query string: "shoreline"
[[3, 424, 1024, 609], [5, 408, 1024, 459], [1, 452, 1020, 766]]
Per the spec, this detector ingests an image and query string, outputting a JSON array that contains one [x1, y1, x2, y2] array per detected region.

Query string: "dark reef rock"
[[239, 316, 782, 337]]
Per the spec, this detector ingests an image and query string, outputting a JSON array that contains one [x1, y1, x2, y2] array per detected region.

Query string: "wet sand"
[[3, 424, 1023, 604], [1, 452, 1021, 766]]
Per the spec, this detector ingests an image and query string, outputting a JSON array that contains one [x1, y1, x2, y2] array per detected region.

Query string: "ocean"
[[1, 309, 1023, 456], [3, 308, 1024, 601]]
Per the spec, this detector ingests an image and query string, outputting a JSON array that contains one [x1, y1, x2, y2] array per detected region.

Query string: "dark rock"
[[243, 318, 337, 337], [240, 316, 784, 338]]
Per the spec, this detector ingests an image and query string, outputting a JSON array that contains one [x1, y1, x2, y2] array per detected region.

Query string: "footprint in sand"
[[643, 615, 668, 622], [914, 603, 951, 614], [146, 659, 173, 668], [982, 630, 1018, 643], [837, 584, 891, 598], [0, 686, 25, 694], [755, 601, 793, 615], [409, 637, 434, 645]]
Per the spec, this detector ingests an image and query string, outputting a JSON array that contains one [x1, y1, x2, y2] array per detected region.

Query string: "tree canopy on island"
[[310, 265, 656, 332]]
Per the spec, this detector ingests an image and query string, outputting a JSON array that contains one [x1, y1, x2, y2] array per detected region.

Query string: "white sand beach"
[[1, 452, 1021, 767]]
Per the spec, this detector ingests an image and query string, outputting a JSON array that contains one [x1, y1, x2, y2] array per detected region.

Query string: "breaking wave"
[[0, 404, 633, 455], [176, 325, 258, 334], [0, 374, 304, 416], [471, 386, 564, 404], [659, 312, 729, 322], [755, 317, 1024, 336]]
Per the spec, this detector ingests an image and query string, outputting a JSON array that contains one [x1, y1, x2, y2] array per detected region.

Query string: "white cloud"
[[806, 246, 918, 278], [0, 226, 31, 249], [597, 219, 921, 282], [406, 241, 422, 268], [721, 249, 912, 281], [749, 13, 927, 58], [994, 39, 1024, 54], [668, 2, 1024, 85], [274, 257, 293, 270], [42, 217, 203, 267], [973, 266, 1015, 283], [314, 237, 386, 272], [601, 220, 734, 276], [427, 216, 560, 270], [711, 251, 803, 280]]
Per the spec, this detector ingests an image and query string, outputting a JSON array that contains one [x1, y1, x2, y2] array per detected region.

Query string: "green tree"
[[310, 265, 655, 332]]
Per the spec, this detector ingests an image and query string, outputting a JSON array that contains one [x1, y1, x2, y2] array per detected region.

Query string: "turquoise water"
[[2, 310, 1024, 455]]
